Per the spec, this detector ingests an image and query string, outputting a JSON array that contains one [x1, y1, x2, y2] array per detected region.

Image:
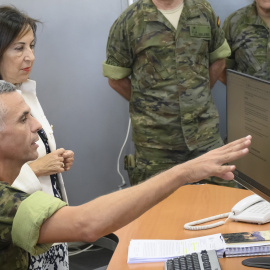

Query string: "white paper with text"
[[127, 234, 226, 263]]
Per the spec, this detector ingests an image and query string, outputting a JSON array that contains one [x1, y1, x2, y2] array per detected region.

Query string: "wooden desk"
[[107, 184, 270, 270]]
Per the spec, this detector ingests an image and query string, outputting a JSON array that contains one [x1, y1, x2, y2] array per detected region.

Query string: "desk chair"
[[68, 233, 118, 270]]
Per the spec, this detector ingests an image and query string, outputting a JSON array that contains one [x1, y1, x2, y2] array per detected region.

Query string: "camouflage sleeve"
[[209, 39, 231, 63], [0, 184, 29, 245], [0, 184, 31, 268], [103, 16, 133, 80], [199, 0, 231, 63], [12, 191, 67, 256], [222, 16, 235, 69]]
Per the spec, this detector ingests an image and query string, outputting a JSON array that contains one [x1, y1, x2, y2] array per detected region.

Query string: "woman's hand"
[[62, 150, 74, 171], [29, 148, 66, 177]]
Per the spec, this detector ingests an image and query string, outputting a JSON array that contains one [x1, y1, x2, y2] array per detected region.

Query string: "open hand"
[[181, 135, 252, 184]]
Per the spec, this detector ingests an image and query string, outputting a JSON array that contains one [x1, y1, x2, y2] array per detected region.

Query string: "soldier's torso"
[[127, 0, 221, 150], [227, 4, 270, 80]]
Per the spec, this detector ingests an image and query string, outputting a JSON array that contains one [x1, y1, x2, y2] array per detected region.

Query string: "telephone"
[[231, 194, 270, 224], [184, 194, 270, 231]]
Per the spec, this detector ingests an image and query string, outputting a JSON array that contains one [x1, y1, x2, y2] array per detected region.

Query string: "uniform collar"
[[142, 0, 162, 22], [245, 2, 265, 26], [181, 0, 201, 21], [142, 0, 201, 22]]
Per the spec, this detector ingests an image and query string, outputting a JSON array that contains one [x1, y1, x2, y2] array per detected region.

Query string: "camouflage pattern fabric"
[[105, 0, 231, 186], [223, 2, 270, 80], [105, 0, 229, 152], [0, 182, 30, 270]]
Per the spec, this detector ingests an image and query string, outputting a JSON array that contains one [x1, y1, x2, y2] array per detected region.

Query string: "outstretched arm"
[[38, 136, 251, 244]]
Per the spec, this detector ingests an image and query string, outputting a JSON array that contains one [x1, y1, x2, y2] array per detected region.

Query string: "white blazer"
[[11, 80, 68, 203]]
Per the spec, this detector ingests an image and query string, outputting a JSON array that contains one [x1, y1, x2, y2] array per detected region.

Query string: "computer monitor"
[[226, 69, 270, 203]]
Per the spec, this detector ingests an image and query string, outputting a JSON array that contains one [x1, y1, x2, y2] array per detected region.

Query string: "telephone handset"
[[184, 194, 270, 231], [231, 194, 263, 214], [231, 194, 270, 224]]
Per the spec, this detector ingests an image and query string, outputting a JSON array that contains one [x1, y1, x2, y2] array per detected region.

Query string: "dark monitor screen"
[[226, 69, 270, 202]]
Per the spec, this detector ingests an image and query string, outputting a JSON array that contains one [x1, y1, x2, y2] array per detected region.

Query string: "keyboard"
[[164, 250, 221, 270]]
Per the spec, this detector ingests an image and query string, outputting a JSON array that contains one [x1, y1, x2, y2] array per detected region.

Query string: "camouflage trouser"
[[125, 139, 242, 189]]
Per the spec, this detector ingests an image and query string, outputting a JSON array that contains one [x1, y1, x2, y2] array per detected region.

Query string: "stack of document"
[[222, 230, 270, 257], [127, 230, 270, 264], [127, 234, 225, 264]]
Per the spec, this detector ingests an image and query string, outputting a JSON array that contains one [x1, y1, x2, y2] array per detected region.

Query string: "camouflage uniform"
[[223, 2, 270, 80], [103, 0, 232, 186], [0, 182, 66, 270]]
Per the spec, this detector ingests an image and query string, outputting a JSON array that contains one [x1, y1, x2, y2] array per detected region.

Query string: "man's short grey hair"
[[0, 80, 16, 131], [0, 80, 16, 93]]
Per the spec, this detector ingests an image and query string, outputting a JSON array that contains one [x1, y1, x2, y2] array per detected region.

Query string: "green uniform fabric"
[[104, 0, 232, 185], [0, 182, 67, 270], [223, 3, 270, 80]]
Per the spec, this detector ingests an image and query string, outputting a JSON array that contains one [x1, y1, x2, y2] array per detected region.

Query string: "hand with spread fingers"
[[180, 135, 252, 184]]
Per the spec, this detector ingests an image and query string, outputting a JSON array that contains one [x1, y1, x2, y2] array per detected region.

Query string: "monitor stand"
[[242, 257, 270, 269]]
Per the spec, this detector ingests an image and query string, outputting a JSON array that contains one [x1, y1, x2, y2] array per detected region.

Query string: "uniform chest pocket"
[[179, 37, 210, 77], [145, 50, 171, 79], [175, 24, 210, 77], [133, 47, 176, 89], [133, 29, 176, 89], [235, 47, 262, 73]]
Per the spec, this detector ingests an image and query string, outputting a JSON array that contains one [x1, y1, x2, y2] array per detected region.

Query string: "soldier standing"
[[103, 0, 233, 186], [221, 0, 270, 83]]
